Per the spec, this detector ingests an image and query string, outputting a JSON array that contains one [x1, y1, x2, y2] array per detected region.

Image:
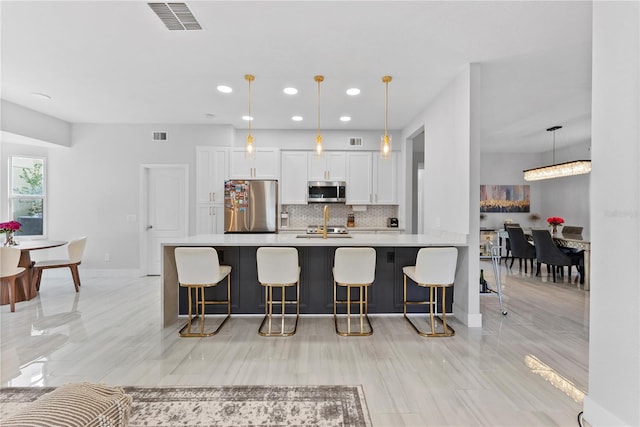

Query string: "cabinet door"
[[307, 153, 327, 180], [230, 148, 279, 179], [325, 152, 346, 180], [281, 151, 308, 204], [346, 152, 373, 204], [196, 147, 228, 204], [373, 152, 397, 204], [253, 149, 280, 179], [196, 204, 224, 234]]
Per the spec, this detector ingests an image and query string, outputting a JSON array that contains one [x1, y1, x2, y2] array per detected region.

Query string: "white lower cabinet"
[[196, 204, 224, 234]]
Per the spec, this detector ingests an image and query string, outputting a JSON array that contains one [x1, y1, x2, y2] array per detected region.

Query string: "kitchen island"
[[161, 232, 471, 328]]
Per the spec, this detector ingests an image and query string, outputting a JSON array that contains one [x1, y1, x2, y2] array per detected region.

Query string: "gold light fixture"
[[245, 74, 255, 159], [314, 75, 324, 156], [524, 126, 591, 181], [380, 75, 392, 159]]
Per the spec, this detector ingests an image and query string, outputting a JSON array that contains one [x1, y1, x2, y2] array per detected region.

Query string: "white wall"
[[480, 144, 590, 233], [583, 2, 640, 426]]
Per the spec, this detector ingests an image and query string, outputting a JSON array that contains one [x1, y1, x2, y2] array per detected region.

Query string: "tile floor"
[[0, 259, 588, 426]]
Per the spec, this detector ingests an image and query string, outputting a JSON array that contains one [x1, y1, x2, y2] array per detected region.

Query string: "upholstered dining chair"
[[1, 247, 26, 312], [33, 237, 87, 292], [561, 225, 584, 238], [503, 223, 520, 263], [506, 226, 536, 273], [531, 229, 584, 284]]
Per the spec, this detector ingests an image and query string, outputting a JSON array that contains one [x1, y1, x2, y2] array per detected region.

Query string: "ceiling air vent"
[[152, 131, 168, 142], [349, 137, 364, 147], [148, 3, 202, 31]]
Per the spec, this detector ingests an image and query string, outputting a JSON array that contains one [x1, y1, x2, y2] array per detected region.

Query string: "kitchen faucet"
[[322, 204, 329, 239]]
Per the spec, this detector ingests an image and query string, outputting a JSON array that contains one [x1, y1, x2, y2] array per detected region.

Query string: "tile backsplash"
[[282, 204, 398, 228]]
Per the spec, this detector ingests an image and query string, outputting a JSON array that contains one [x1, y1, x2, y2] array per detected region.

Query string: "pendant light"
[[314, 75, 324, 157], [523, 126, 591, 181], [245, 74, 255, 159], [380, 75, 392, 159]]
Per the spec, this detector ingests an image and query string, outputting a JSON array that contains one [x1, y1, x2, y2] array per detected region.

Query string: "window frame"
[[9, 155, 47, 239]]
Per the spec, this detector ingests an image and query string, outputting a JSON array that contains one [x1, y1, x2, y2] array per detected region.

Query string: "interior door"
[[145, 166, 188, 275]]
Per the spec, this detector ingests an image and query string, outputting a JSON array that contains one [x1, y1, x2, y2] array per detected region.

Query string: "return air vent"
[[152, 131, 168, 141], [348, 137, 363, 147], [148, 3, 202, 31]]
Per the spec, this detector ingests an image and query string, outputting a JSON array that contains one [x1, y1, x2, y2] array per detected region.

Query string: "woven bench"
[[0, 383, 132, 427]]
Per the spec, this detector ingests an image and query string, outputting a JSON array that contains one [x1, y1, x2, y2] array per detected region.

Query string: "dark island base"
[[174, 246, 453, 316]]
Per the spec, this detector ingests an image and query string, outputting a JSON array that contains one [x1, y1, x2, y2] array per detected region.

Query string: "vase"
[[4, 231, 17, 246], [551, 225, 558, 235]]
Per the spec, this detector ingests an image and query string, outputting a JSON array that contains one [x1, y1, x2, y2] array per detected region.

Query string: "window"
[[9, 156, 45, 237]]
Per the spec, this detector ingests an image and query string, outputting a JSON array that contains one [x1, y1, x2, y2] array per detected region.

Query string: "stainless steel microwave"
[[307, 181, 346, 203]]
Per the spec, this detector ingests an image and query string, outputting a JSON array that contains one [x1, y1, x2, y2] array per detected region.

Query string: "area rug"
[[0, 385, 372, 427]]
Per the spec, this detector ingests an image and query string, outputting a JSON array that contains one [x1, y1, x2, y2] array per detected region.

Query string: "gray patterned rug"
[[0, 385, 372, 427]]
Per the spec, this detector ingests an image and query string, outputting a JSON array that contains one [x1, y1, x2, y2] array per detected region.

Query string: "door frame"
[[139, 164, 189, 276]]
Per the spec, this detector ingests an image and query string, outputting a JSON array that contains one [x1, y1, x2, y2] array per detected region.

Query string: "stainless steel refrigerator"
[[224, 180, 278, 233]]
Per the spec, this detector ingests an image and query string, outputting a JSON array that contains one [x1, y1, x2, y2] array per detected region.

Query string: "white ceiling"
[[0, 1, 593, 153]]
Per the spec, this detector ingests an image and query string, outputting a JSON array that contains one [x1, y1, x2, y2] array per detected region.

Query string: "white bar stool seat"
[[256, 247, 300, 336], [175, 247, 232, 337], [333, 247, 376, 336], [403, 247, 458, 337]]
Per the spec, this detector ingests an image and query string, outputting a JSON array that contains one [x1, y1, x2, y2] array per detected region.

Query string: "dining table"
[[497, 229, 591, 291], [0, 240, 67, 306]]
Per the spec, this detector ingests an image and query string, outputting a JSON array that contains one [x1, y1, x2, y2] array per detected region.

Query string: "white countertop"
[[162, 231, 468, 247]]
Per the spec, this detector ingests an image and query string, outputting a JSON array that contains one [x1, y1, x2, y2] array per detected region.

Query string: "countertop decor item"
[[0, 221, 22, 246]]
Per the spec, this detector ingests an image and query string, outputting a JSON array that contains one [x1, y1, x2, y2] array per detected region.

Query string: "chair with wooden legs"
[[256, 247, 300, 336], [403, 247, 458, 337], [1, 247, 26, 312], [33, 237, 87, 292], [175, 247, 232, 337], [333, 247, 376, 336]]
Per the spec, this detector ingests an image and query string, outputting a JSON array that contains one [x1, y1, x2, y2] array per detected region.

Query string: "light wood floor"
[[0, 260, 588, 426]]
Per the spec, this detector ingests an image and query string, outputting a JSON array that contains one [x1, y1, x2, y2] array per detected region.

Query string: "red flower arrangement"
[[546, 217, 565, 227], [0, 220, 22, 233]]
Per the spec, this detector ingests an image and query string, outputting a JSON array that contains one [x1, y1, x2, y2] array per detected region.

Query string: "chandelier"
[[523, 126, 591, 181]]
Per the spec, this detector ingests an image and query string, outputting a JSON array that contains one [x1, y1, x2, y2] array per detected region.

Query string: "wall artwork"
[[480, 185, 530, 213]]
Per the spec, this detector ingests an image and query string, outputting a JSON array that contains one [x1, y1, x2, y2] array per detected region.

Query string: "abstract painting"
[[480, 185, 530, 212]]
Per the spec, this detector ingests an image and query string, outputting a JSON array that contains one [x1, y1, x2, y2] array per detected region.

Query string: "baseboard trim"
[[583, 395, 630, 426]]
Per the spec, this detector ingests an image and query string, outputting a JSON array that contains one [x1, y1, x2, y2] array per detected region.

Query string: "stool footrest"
[[179, 313, 231, 337]]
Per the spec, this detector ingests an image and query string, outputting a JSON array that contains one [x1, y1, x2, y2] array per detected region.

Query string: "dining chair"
[[506, 226, 536, 273], [1, 247, 27, 312], [175, 247, 232, 337], [256, 247, 300, 336], [561, 225, 584, 239], [403, 247, 458, 337], [503, 223, 520, 264], [33, 237, 87, 292], [531, 229, 584, 284]]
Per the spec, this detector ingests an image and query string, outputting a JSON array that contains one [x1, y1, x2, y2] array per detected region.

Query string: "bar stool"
[[175, 247, 232, 337], [403, 247, 458, 337], [333, 247, 376, 336], [256, 247, 300, 336]]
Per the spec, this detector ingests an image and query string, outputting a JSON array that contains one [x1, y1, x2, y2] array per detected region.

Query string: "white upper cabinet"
[[373, 152, 397, 204], [346, 152, 397, 205], [281, 151, 308, 204], [196, 146, 228, 204], [308, 151, 346, 181], [346, 152, 373, 204], [230, 148, 280, 179]]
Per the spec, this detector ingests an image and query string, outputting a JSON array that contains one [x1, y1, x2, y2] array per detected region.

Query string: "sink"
[[296, 234, 352, 238]]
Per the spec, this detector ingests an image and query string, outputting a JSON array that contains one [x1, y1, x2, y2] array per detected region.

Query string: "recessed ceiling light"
[[346, 88, 360, 96], [217, 85, 232, 93], [31, 92, 52, 100], [283, 87, 298, 95], [340, 116, 352, 122], [242, 115, 254, 121], [291, 116, 303, 121]]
